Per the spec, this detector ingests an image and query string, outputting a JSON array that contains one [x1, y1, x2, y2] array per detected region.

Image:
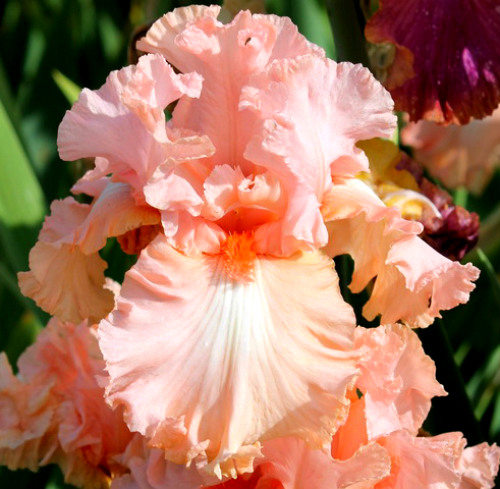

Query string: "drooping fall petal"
[[322, 178, 479, 327], [354, 324, 446, 438], [18, 182, 160, 324], [365, 0, 500, 124], [99, 234, 359, 477]]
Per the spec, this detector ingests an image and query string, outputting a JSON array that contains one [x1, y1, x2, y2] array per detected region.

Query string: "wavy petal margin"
[[137, 6, 323, 173], [242, 55, 395, 255], [99, 234, 358, 477], [322, 178, 479, 327], [355, 324, 446, 438], [58, 53, 212, 197], [18, 182, 159, 324], [1, 320, 133, 489]]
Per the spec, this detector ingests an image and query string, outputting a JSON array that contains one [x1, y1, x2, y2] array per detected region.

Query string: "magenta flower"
[[365, 0, 500, 124]]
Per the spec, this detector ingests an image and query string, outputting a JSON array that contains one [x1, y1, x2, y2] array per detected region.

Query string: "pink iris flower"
[[0, 319, 133, 489], [16, 4, 481, 480]]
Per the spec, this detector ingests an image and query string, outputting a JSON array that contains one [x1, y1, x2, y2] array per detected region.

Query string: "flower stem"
[[324, 0, 370, 67], [418, 319, 483, 444], [479, 203, 500, 256]]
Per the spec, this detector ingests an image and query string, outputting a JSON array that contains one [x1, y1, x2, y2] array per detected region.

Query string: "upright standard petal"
[[242, 55, 396, 254], [99, 234, 358, 477], [366, 0, 500, 123], [58, 53, 213, 198], [137, 6, 323, 174]]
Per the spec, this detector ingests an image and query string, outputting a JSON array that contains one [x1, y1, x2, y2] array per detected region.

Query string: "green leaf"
[[476, 248, 500, 309], [324, 0, 370, 66], [52, 70, 81, 105], [288, 0, 336, 59], [3, 311, 43, 366], [0, 96, 46, 271], [490, 391, 500, 439]]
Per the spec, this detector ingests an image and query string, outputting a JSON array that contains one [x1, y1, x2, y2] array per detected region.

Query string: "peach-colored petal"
[[374, 431, 500, 489], [322, 178, 421, 291], [18, 198, 113, 324], [200, 165, 287, 240], [74, 182, 160, 254], [203, 439, 390, 489], [354, 324, 446, 438], [331, 395, 370, 462], [375, 431, 464, 489], [243, 56, 396, 182], [70, 162, 111, 197], [99, 234, 358, 477], [17, 319, 133, 489], [111, 434, 215, 489], [18, 241, 114, 324], [0, 353, 56, 471], [160, 210, 226, 255], [134, 8, 398, 257], [137, 6, 323, 175], [58, 53, 212, 198], [241, 55, 395, 255], [363, 234, 479, 327], [322, 178, 479, 327], [144, 160, 208, 216], [0, 319, 134, 489], [401, 108, 500, 194], [18, 181, 161, 323], [203, 166, 285, 221], [248, 438, 391, 489], [457, 443, 500, 489]]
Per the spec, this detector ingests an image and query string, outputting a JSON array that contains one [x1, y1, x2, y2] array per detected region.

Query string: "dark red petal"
[[366, 0, 500, 124]]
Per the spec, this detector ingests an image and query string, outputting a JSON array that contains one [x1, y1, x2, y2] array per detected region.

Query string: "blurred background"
[[0, 1, 499, 487]]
